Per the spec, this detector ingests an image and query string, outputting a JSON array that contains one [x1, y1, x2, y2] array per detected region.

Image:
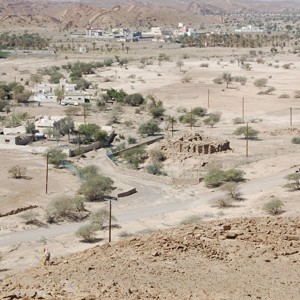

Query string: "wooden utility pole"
[[104, 196, 117, 243], [83, 105, 86, 124], [290, 107, 293, 126], [109, 200, 112, 242], [171, 121, 174, 138], [242, 97, 245, 120], [190, 108, 193, 130], [246, 122, 249, 158], [46, 153, 49, 194], [208, 89, 210, 109]]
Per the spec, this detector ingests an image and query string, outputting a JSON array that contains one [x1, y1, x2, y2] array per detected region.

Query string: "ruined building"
[[160, 132, 231, 158]]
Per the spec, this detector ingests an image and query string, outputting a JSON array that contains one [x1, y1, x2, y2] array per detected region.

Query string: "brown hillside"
[[1, 216, 299, 299]]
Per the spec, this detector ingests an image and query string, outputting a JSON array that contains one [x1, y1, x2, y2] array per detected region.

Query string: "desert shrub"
[[232, 117, 245, 125], [233, 76, 247, 86], [106, 88, 128, 102], [146, 163, 163, 175], [233, 126, 259, 140], [76, 224, 98, 242], [8, 165, 27, 179], [213, 77, 223, 85], [119, 231, 133, 238], [263, 199, 284, 215], [45, 147, 67, 168], [148, 149, 166, 163], [181, 76, 192, 83], [124, 120, 133, 127], [258, 86, 275, 95], [224, 169, 244, 183], [124, 93, 145, 106], [256, 58, 264, 64], [46, 196, 86, 223], [182, 53, 190, 59], [138, 119, 161, 136], [204, 168, 227, 187], [19, 211, 40, 224], [79, 165, 100, 180], [78, 175, 114, 201], [121, 147, 146, 169], [176, 107, 187, 113], [294, 90, 300, 98], [180, 215, 202, 225], [254, 78, 268, 88], [203, 112, 221, 127], [150, 106, 165, 118], [213, 196, 233, 208], [221, 182, 242, 200], [292, 137, 300, 144], [179, 113, 198, 126], [90, 209, 116, 230], [278, 94, 290, 99], [282, 63, 292, 69], [204, 168, 244, 187], [284, 173, 300, 191], [127, 136, 137, 144], [192, 106, 207, 117], [200, 63, 209, 68]]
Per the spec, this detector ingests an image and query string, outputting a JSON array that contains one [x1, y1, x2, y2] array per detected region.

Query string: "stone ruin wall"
[[160, 133, 231, 157]]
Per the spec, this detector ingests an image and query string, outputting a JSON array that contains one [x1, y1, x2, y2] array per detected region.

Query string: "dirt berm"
[[1, 216, 300, 300]]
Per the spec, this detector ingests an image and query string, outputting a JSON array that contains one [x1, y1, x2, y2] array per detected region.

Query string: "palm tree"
[[166, 116, 177, 137]]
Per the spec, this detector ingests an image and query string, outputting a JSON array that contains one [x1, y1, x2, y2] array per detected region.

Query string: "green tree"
[[90, 209, 117, 230], [138, 119, 161, 136], [54, 88, 64, 103], [79, 123, 100, 143], [25, 120, 36, 134], [204, 168, 227, 187], [222, 72, 233, 88], [121, 147, 146, 169], [78, 175, 114, 201], [203, 112, 221, 128], [284, 173, 300, 191], [233, 126, 259, 140], [76, 224, 98, 242], [263, 199, 284, 215], [45, 147, 67, 168]]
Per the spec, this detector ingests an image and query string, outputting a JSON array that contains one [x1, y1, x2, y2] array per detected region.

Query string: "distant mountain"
[[0, 0, 299, 32]]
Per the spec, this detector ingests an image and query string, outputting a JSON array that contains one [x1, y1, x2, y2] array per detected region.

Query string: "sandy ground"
[[0, 45, 300, 290]]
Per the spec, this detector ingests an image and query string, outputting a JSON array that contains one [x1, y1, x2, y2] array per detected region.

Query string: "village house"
[[86, 27, 103, 37]]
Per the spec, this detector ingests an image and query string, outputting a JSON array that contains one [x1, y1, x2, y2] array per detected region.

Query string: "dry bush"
[[222, 182, 242, 201], [8, 165, 27, 179], [263, 199, 284, 215], [212, 196, 233, 208]]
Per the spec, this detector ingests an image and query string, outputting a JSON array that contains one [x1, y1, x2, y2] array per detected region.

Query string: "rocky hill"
[[1, 216, 299, 299], [0, 0, 300, 32]]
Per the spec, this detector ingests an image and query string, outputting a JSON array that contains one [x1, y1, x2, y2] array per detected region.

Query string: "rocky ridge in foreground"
[[1, 216, 300, 300]]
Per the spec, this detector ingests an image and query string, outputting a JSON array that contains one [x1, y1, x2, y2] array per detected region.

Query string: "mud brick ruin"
[[160, 132, 231, 157]]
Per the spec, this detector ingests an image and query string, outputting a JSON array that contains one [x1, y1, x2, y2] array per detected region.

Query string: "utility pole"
[[290, 107, 293, 126], [83, 105, 86, 124], [46, 153, 49, 194], [246, 122, 249, 158], [104, 196, 117, 243], [109, 200, 112, 242], [171, 121, 174, 138], [242, 97, 245, 120], [208, 89, 210, 109], [190, 108, 193, 130]]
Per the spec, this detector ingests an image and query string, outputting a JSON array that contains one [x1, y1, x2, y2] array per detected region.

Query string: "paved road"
[[0, 149, 296, 248]]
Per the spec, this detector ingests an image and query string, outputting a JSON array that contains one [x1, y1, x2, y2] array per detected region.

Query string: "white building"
[[235, 25, 264, 33], [142, 27, 163, 37], [86, 27, 103, 37]]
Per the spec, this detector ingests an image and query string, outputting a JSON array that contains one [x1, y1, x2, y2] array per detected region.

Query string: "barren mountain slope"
[[1, 216, 299, 299]]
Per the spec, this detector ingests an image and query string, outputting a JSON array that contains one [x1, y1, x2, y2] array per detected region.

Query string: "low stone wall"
[[117, 188, 137, 198]]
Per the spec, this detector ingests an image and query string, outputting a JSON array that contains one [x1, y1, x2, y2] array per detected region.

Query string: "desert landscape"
[[0, 0, 300, 299]]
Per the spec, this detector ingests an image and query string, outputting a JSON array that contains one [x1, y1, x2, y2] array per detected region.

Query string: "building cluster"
[[32, 78, 91, 106], [85, 22, 264, 42]]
